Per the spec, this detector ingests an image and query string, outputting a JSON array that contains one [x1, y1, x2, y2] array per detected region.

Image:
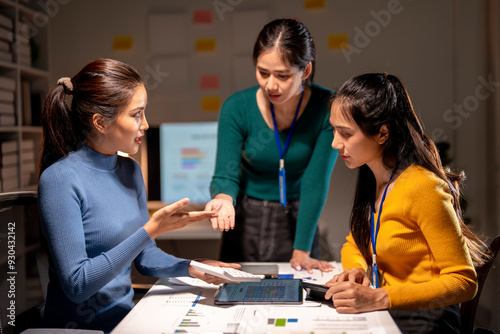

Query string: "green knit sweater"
[[210, 83, 338, 251]]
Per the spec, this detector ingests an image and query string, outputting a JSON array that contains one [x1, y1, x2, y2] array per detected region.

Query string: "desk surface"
[[112, 263, 401, 334]]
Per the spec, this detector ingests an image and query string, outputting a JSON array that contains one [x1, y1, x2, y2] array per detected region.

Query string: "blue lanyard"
[[370, 169, 396, 288], [270, 87, 304, 206]]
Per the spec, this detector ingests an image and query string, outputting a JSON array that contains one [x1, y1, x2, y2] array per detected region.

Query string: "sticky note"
[[328, 34, 349, 49], [200, 75, 219, 90], [195, 38, 216, 52], [201, 96, 221, 112], [193, 10, 213, 24], [304, 0, 325, 9], [112, 36, 133, 50]]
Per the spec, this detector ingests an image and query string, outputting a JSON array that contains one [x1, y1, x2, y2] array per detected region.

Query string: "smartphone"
[[301, 281, 332, 302]]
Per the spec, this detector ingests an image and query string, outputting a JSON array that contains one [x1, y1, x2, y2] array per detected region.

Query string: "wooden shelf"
[[0, 0, 49, 193]]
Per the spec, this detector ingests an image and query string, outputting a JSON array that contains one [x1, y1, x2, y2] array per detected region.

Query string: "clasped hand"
[[324, 268, 390, 313]]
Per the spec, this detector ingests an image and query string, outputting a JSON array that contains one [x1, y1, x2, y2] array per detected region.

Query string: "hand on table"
[[205, 194, 235, 231], [290, 249, 335, 273], [188, 258, 241, 285], [324, 268, 389, 313]]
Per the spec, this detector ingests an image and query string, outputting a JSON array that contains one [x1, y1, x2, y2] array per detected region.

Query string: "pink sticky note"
[[193, 10, 213, 24], [200, 75, 219, 90]]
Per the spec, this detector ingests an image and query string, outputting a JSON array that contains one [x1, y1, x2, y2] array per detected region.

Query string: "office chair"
[[0, 191, 45, 333], [0, 191, 103, 334], [460, 235, 500, 334]]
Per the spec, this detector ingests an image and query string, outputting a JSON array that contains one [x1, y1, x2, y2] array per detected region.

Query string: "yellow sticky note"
[[195, 38, 216, 52], [304, 0, 325, 9], [112, 36, 134, 50], [328, 34, 349, 49], [201, 96, 221, 112]]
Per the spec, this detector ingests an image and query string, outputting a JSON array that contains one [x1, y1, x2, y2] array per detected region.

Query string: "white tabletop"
[[112, 262, 401, 334]]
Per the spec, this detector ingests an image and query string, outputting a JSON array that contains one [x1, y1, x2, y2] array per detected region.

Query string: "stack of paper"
[[0, 140, 19, 191], [0, 76, 16, 126]]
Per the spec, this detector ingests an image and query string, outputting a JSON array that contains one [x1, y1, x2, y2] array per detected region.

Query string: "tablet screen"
[[214, 279, 303, 305]]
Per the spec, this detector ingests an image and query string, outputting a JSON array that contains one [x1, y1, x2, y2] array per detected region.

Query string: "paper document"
[[114, 281, 269, 333], [268, 304, 395, 333]]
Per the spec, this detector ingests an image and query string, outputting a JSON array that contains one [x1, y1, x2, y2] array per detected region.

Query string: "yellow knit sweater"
[[341, 165, 477, 309]]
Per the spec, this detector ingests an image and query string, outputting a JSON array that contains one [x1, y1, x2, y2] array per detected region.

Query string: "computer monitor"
[[159, 122, 218, 205]]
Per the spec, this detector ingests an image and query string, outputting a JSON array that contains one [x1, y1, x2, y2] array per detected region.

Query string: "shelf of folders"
[[0, 138, 36, 191]]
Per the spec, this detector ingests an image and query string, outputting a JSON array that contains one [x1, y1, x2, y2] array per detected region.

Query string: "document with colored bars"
[[111, 263, 401, 334]]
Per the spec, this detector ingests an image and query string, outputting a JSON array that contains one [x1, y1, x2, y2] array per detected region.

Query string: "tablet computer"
[[214, 279, 303, 305]]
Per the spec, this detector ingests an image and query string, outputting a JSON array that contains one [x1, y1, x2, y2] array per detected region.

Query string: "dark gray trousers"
[[219, 195, 320, 262]]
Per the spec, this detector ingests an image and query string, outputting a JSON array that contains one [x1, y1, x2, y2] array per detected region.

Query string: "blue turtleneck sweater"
[[38, 145, 190, 332]]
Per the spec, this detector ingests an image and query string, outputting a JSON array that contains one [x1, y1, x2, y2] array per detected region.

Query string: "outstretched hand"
[[144, 198, 219, 239], [205, 194, 235, 231]]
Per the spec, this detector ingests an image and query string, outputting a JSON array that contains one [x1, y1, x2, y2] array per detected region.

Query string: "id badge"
[[279, 167, 286, 206]]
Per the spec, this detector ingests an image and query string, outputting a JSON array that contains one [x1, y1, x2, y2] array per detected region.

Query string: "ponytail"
[[39, 82, 80, 176]]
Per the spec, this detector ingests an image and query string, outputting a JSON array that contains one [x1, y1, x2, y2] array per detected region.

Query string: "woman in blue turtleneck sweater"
[[37, 59, 240, 332]]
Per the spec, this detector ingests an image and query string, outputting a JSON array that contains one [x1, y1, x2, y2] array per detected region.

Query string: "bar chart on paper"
[[132, 286, 269, 333]]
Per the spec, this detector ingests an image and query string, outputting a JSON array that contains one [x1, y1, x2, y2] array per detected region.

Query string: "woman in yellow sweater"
[[325, 73, 489, 333]]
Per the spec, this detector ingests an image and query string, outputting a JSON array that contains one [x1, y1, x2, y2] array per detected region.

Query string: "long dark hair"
[[38, 58, 143, 176], [332, 73, 488, 267], [253, 18, 316, 83]]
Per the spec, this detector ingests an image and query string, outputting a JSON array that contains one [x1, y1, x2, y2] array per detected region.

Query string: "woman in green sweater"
[[205, 19, 338, 272]]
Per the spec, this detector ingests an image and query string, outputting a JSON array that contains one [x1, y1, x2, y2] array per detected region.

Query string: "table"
[[112, 263, 402, 334]]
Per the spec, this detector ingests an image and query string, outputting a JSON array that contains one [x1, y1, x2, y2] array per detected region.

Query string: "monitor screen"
[[159, 122, 218, 204]]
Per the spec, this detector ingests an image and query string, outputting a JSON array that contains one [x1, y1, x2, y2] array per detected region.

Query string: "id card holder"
[[279, 159, 286, 206]]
